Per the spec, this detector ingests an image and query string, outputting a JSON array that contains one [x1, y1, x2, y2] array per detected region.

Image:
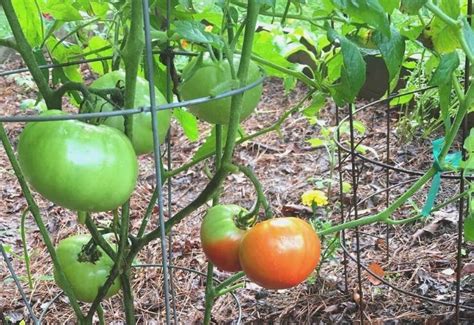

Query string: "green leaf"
[[429, 52, 459, 86], [174, 20, 223, 49], [84, 36, 112, 75], [342, 181, 352, 193], [46, 37, 83, 83], [303, 92, 326, 117], [429, 0, 461, 53], [373, 28, 406, 83], [462, 18, 474, 53], [12, 0, 43, 47], [400, 0, 427, 15], [464, 215, 474, 242], [252, 31, 291, 78], [379, 0, 399, 14], [439, 83, 452, 130], [306, 138, 327, 148], [173, 108, 199, 142], [464, 129, 474, 153], [326, 52, 343, 83], [328, 30, 366, 105], [43, 0, 83, 21], [339, 120, 366, 135], [333, 0, 391, 37], [90, 1, 110, 18], [3, 244, 13, 254]]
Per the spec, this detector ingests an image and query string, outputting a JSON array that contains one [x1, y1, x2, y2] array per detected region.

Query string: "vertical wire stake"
[[165, 0, 178, 322], [336, 104, 349, 292], [142, 0, 172, 323], [455, 1, 472, 321], [1, 243, 40, 325], [167, 136, 178, 324], [348, 103, 364, 324], [385, 86, 391, 261]]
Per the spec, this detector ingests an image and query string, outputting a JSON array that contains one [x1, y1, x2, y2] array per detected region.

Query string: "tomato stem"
[[84, 214, 116, 260], [215, 282, 245, 297], [203, 262, 215, 325], [215, 271, 246, 292], [1, 0, 59, 108], [97, 305, 105, 325]]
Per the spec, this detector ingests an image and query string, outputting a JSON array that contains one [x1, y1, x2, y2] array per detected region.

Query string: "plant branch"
[[236, 164, 272, 221], [0, 37, 17, 50], [214, 271, 246, 292], [85, 214, 117, 259], [1, 0, 59, 108], [121, 0, 145, 139], [166, 90, 314, 178]]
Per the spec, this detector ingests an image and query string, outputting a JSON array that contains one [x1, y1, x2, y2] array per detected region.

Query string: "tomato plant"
[[239, 217, 321, 289], [179, 58, 263, 125], [200, 204, 247, 272], [2, 0, 473, 322], [90, 70, 172, 155], [17, 110, 138, 212], [54, 234, 121, 303]]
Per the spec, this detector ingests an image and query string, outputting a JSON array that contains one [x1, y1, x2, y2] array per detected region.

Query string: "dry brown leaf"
[[461, 263, 474, 276], [374, 238, 387, 251], [367, 262, 385, 285], [411, 209, 458, 244], [281, 204, 312, 215]]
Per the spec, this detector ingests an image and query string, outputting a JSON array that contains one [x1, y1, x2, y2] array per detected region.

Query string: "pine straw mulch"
[[1, 56, 474, 324]]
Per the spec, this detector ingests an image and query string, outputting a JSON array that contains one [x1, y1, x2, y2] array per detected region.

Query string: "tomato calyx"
[[77, 239, 102, 264], [233, 210, 256, 230]]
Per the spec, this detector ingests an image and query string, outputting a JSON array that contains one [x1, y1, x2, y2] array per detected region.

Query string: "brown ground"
[[1, 55, 474, 324]]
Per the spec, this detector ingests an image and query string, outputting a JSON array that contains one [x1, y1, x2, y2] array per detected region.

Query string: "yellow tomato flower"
[[301, 190, 328, 207]]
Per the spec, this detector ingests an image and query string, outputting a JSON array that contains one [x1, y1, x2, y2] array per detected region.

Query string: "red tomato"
[[239, 217, 321, 289], [200, 205, 247, 272]]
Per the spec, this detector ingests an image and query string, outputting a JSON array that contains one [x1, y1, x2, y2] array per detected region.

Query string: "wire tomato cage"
[[333, 84, 474, 322]]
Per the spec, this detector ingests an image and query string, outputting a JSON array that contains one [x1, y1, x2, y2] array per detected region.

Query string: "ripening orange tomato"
[[239, 217, 321, 289]]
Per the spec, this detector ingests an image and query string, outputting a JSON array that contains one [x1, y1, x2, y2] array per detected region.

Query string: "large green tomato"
[[179, 59, 263, 125], [200, 204, 247, 272], [91, 70, 171, 155], [17, 110, 138, 212], [54, 234, 121, 303]]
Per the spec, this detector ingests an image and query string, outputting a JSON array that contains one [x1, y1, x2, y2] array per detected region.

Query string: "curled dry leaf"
[[367, 262, 385, 285]]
